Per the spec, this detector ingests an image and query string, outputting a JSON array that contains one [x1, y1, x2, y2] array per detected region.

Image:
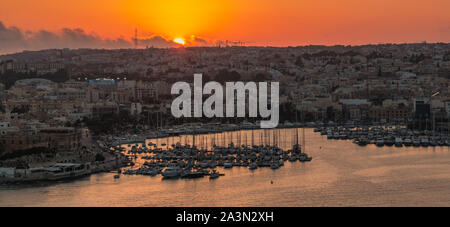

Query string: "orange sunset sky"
[[0, 0, 450, 48]]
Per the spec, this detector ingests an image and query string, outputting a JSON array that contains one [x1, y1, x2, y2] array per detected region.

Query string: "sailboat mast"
[[302, 126, 306, 153]]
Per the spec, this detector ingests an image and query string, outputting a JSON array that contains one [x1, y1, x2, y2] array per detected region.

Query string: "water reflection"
[[1, 128, 450, 207]]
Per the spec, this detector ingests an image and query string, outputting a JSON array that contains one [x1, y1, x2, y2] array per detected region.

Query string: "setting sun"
[[173, 38, 185, 45]]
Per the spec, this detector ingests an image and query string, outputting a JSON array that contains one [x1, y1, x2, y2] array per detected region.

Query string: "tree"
[[0, 143, 4, 156], [216, 69, 241, 83], [252, 72, 270, 82], [11, 106, 30, 114], [295, 56, 304, 68], [95, 153, 105, 162]]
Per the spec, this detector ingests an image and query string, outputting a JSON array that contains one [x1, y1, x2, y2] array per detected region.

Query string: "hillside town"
[[1, 43, 450, 180]]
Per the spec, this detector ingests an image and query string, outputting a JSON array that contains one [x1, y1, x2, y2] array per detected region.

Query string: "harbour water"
[[1, 128, 450, 207]]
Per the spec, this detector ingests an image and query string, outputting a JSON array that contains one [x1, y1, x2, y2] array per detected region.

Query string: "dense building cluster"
[[0, 43, 450, 156]]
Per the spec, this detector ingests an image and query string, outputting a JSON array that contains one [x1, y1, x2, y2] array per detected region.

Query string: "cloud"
[[189, 36, 209, 46], [0, 22, 28, 52], [137, 35, 216, 48], [138, 36, 176, 48], [0, 21, 135, 54], [0, 21, 222, 54], [194, 37, 208, 44]]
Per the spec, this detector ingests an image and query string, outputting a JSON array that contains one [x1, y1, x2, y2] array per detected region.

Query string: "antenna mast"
[[134, 28, 138, 48]]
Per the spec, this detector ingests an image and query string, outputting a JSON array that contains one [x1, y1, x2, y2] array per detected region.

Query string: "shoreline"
[[0, 153, 130, 185]]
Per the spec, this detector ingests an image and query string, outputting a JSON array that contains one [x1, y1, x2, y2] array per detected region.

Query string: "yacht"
[[270, 162, 280, 169], [181, 169, 205, 179], [28, 163, 91, 181], [445, 140, 450, 146], [357, 137, 369, 146], [199, 162, 209, 168], [413, 138, 421, 147], [241, 121, 255, 130], [420, 138, 429, 147], [339, 133, 348, 140], [429, 139, 437, 146], [209, 170, 220, 179], [224, 162, 233, 169], [375, 138, 384, 147], [249, 162, 258, 170], [384, 137, 394, 146], [395, 137, 403, 147], [299, 153, 312, 162], [403, 138, 412, 146], [333, 132, 340, 139], [162, 163, 182, 179], [283, 121, 294, 128]]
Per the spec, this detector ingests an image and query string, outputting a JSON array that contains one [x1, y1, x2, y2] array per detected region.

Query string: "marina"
[[314, 125, 450, 147], [1, 0, 449, 210], [112, 128, 311, 180], [1, 128, 450, 207]]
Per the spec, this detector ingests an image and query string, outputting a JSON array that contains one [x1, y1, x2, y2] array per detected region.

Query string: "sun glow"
[[173, 38, 185, 45]]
